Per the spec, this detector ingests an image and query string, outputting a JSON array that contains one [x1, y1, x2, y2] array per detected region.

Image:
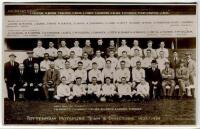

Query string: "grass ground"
[[4, 98, 195, 125]]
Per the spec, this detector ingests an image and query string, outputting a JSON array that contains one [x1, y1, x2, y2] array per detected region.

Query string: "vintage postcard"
[[2, 2, 197, 125]]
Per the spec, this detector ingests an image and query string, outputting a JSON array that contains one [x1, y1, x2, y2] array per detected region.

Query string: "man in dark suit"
[[4, 53, 19, 101], [23, 51, 37, 82], [170, 50, 181, 78], [146, 60, 162, 99], [16, 63, 28, 100], [27, 63, 45, 100], [43, 62, 60, 100]]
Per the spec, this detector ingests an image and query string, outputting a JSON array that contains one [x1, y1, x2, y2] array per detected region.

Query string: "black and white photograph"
[[2, 2, 197, 125]]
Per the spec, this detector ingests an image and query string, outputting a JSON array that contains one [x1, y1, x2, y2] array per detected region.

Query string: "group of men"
[[4, 39, 196, 102]]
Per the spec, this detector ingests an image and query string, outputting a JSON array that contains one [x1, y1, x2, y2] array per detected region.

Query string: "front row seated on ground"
[[54, 76, 150, 102]]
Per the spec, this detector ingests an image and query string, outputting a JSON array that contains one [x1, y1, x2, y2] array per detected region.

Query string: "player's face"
[[140, 78, 145, 84], [165, 63, 170, 68], [61, 41, 66, 47], [147, 51, 151, 57], [133, 40, 138, 46], [173, 52, 178, 57], [85, 40, 90, 46], [186, 55, 191, 61], [159, 52, 164, 58], [50, 64, 55, 69], [44, 54, 49, 60], [148, 42, 152, 47], [65, 62, 70, 69], [97, 40, 103, 45], [136, 62, 141, 68], [92, 78, 97, 84], [160, 42, 165, 48], [180, 63, 184, 68], [109, 51, 114, 57], [92, 64, 98, 69], [134, 50, 139, 56], [120, 62, 126, 69], [74, 41, 79, 47], [121, 78, 126, 84], [57, 52, 62, 58], [70, 52, 75, 58], [121, 40, 126, 45], [122, 52, 127, 58], [37, 41, 42, 47], [105, 79, 111, 85], [83, 53, 88, 59], [96, 51, 101, 57], [110, 41, 115, 46], [76, 79, 82, 85], [106, 62, 111, 68], [49, 42, 54, 47], [78, 63, 83, 69], [61, 78, 66, 84]]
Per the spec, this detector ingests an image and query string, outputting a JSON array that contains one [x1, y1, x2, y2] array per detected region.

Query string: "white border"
[[0, 0, 199, 128]]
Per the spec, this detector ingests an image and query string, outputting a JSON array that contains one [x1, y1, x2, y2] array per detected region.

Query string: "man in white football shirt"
[[88, 62, 103, 84], [92, 50, 105, 70], [117, 39, 131, 57], [45, 41, 58, 61], [60, 61, 75, 84], [74, 61, 87, 84], [58, 40, 70, 59], [117, 51, 131, 69], [156, 41, 169, 58], [115, 61, 130, 83], [130, 40, 143, 57], [130, 49, 143, 68], [101, 77, 117, 102], [143, 40, 157, 58], [106, 50, 118, 69], [67, 51, 81, 70], [54, 51, 65, 71], [87, 77, 102, 102], [70, 40, 83, 57], [33, 40, 46, 64]]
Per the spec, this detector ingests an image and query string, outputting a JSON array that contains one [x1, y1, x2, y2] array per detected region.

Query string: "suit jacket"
[[23, 58, 37, 73], [30, 70, 43, 85], [43, 69, 60, 85], [186, 59, 195, 76], [176, 67, 189, 81], [170, 57, 180, 70], [17, 69, 28, 85], [145, 68, 162, 82], [4, 61, 19, 83]]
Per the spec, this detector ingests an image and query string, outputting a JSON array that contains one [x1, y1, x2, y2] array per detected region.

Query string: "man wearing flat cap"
[[161, 61, 175, 98], [145, 60, 162, 99], [4, 53, 19, 101]]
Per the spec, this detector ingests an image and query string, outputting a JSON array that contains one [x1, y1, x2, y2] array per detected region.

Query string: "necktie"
[[181, 69, 183, 75], [187, 61, 189, 67], [51, 70, 53, 79], [174, 58, 176, 64]]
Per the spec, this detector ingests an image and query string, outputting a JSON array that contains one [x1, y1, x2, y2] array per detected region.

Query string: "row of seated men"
[[4, 49, 195, 102]]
